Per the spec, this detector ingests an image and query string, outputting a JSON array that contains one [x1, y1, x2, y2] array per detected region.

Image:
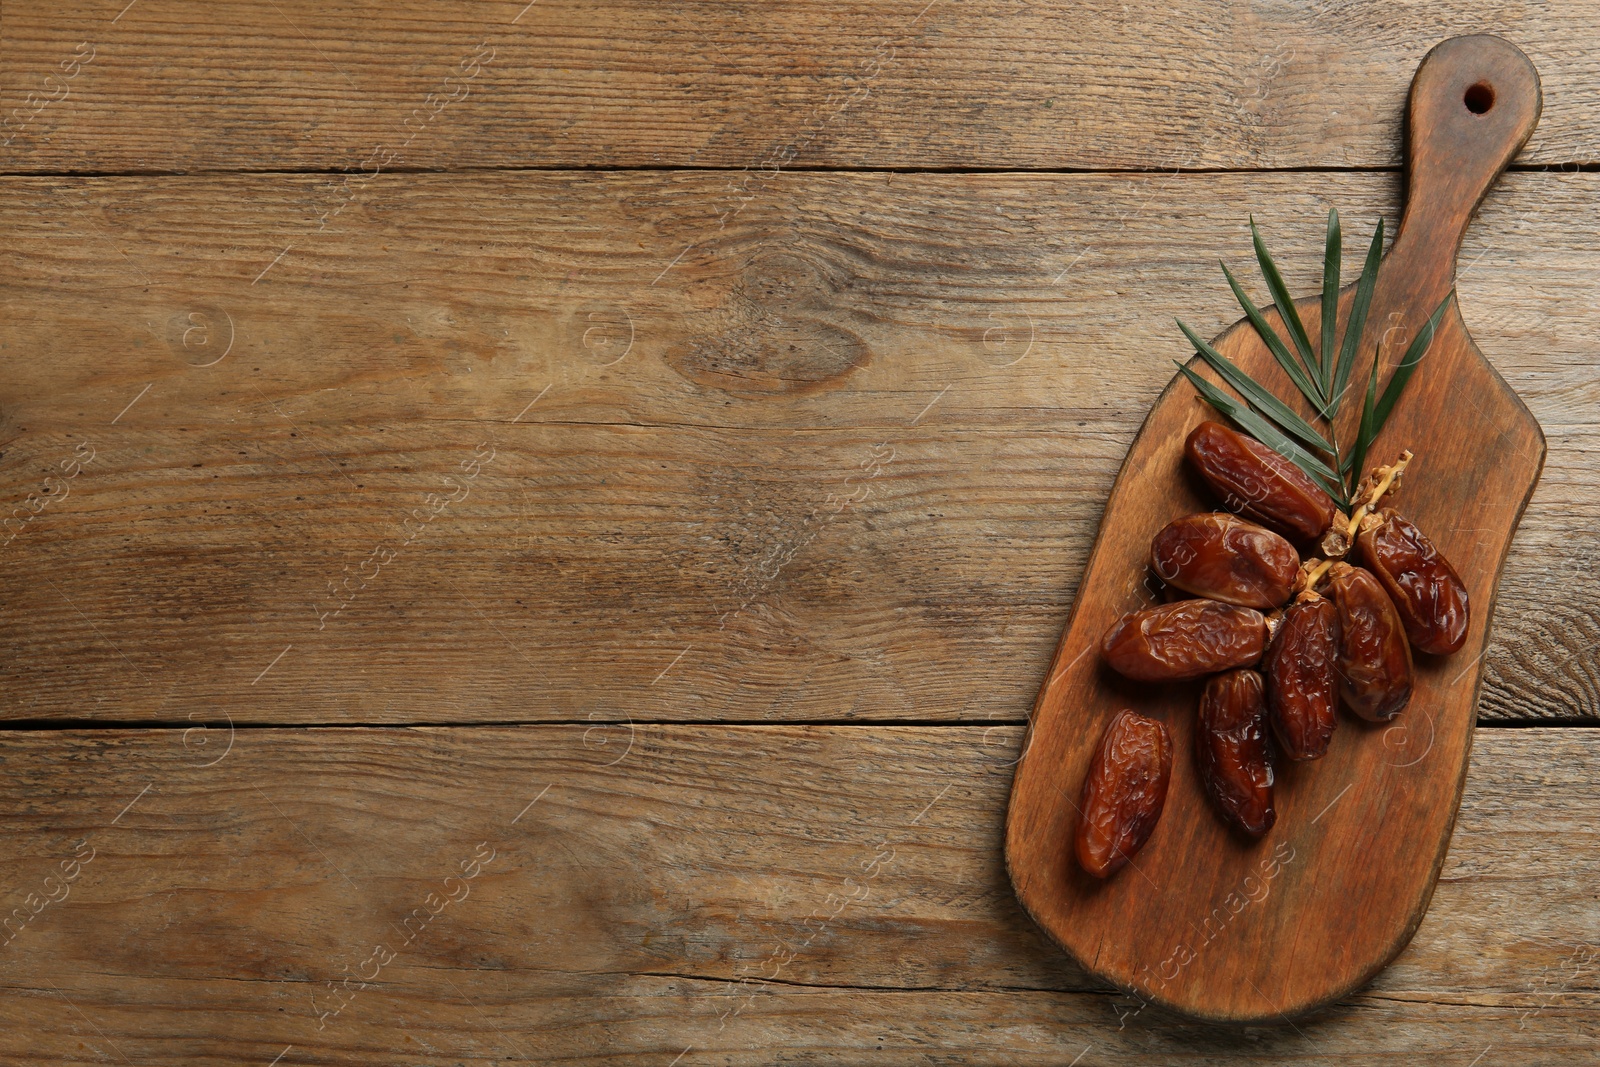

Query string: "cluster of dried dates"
[[1075, 421, 1471, 879]]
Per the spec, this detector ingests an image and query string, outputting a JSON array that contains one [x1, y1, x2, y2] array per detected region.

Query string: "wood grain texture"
[[0, 724, 1593, 1065], [1, 168, 1596, 725], [4, 3, 1592, 1056], [10, 0, 1600, 173]]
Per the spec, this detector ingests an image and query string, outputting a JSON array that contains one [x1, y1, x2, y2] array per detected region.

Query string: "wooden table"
[[1, 2, 1596, 1063]]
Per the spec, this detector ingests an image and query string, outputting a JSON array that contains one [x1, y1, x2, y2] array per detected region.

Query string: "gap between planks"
[[0, 718, 1589, 732], [5, 162, 1600, 181]]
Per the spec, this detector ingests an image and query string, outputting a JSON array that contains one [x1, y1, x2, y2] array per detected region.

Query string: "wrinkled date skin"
[[1185, 421, 1338, 543], [1150, 512, 1299, 609], [1327, 562, 1413, 721], [1357, 509, 1470, 655], [1195, 669, 1276, 836], [1101, 599, 1267, 682], [1076, 709, 1174, 878], [1264, 595, 1340, 760]]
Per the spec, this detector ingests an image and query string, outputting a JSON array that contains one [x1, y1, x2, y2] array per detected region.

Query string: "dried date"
[[1195, 669, 1276, 836], [1185, 420, 1337, 543], [1076, 709, 1173, 878], [1101, 599, 1268, 682], [1263, 592, 1339, 760], [1326, 561, 1413, 721], [1356, 509, 1470, 655], [1150, 512, 1299, 609]]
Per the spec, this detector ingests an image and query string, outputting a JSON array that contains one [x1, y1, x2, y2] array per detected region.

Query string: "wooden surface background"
[[0, 1, 1595, 1063]]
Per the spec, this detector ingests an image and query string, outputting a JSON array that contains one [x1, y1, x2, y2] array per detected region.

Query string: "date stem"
[[1298, 557, 1331, 594], [1312, 449, 1413, 572], [1343, 450, 1413, 539]]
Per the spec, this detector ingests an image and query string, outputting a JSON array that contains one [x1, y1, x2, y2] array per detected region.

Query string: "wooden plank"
[[0, 724, 1593, 1063], [7, 1, 1600, 173], [0, 169, 1595, 725]]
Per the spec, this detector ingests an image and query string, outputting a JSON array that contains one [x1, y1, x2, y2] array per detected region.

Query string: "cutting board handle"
[[1390, 35, 1542, 306]]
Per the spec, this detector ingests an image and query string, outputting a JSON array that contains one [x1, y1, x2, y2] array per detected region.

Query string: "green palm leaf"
[[1345, 346, 1382, 485], [1251, 217, 1325, 404], [1370, 293, 1453, 440], [1221, 262, 1326, 412], [1176, 318, 1333, 455], [1330, 219, 1384, 418], [1319, 208, 1340, 392], [1176, 209, 1434, 509]]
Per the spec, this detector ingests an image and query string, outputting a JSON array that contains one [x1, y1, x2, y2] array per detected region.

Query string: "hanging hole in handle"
[[1464, 81, 1495, 114]]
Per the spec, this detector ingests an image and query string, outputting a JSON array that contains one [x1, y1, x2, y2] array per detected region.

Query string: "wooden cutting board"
[[1005, 35, 1546, 1023]]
